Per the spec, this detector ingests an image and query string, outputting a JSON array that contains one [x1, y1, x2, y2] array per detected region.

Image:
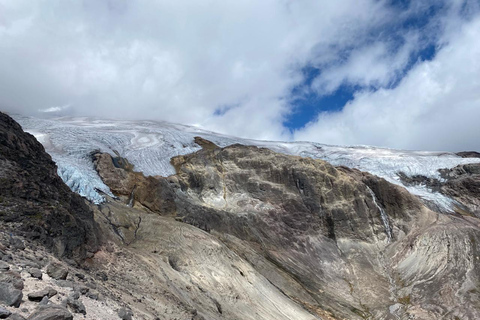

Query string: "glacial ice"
[[13, 114, 480, 211]]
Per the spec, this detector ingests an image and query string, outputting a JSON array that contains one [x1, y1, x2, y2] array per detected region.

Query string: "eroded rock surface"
[[0, 112, 99, 261]]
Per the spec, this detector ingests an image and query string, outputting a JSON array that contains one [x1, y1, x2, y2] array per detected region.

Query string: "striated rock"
[[27, 304, 73, 320], [0, 112, 100, 261], [46, 263, 68, 280]]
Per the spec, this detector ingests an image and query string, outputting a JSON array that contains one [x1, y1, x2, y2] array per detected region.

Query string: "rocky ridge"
[[2, 112, 480, 319]]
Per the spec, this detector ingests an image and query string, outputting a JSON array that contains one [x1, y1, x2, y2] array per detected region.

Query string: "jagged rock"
[[0, 282, 23, 307], [39, 296, 49, 305], [117, 307, 133, 320], [0, 112, 100, 261], [0, 306, 11, 319], [0, 261, 9, 271], [28, 287, 57, 301], [46, 263, 68, 280], [0, 271, 24, 290], [66, 296, 86, 315], [9, 237, 25, 251], [27, 304, 73, 320], [92, 152, 176, 214], [8, 314, 27, 320], [28, 268, 43, 280]]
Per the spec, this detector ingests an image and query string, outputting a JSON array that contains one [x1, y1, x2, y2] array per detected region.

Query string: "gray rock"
[[28, 268, 43, 280], [73, 284, 89, 295], [8, 314, 27, 320], [117, 307, 133, 320], [0, 306, 11, 319], [46, 263, 68, 280], [28, 287, 57, 301], [0, 261, 9, 271], [0, 271, 24, 290], [0, 281, 23, 307], [66, 297, 86, 315], [85, 291, 98, 300], [68, 292, 80, 300], [39, 296, 49, 305], [54, 280, 73, 288], [9, 237, 25, 251], [27, 304, 73, 320]]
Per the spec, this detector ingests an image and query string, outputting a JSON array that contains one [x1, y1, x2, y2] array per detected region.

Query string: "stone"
[[0, 261, 9, 271], [66, 297, 86, 315], [0, 282, 23, 307], [28, 268, 43, 280], [46, 263, 68, 280], [27, 304, 73, 320], [117, 307, 133, 320], [8, 314, 27, 320], [39, 296, 49, 305], [28, 287, 57, 301], [0, 306, 11, 319], [0, 271, 24, 290]]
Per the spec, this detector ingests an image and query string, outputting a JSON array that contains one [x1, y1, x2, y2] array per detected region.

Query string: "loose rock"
[[28, 287, 57, 301], [28, 268, 43, 280], [0, 306, 11, 319], [0, 261, 9, 271], [117, 307, 133, 320], [0, 282, 23, 307], [46, 263, 68, 280], [27, 304, 73, 320], [66, 297, 86, 315]]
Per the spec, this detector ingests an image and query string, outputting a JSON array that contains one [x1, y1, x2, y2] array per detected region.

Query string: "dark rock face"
[[456, 151, 480, 158], [0, 112, 99, 261]]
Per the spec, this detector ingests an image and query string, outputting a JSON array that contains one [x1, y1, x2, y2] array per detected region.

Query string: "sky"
[[1, 0, 480, 151]]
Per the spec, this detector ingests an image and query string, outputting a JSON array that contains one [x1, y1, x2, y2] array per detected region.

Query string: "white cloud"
[[0, 0, 391, 140], [0, 0, 479, 151], [294, 13, 480, 151]]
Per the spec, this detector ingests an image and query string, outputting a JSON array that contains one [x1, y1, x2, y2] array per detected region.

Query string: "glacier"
[[13, 114, 480, 211]]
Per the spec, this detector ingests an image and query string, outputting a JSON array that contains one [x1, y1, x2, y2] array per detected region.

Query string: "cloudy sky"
[[1, 0, 480, 151]]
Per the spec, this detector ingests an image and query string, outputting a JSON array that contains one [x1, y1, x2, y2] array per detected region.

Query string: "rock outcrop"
[[0, 112, 99, 261], [4, 112, 480, 319]]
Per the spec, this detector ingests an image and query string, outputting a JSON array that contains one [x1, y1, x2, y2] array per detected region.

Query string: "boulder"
[[27, 305, 73, 320], [28, 268, 43, 280], [46, 263, 68, 280], [117, 307, 133, 320], [0, 306, 12, 319], [0, 281, 23, 307], [66, 297, 86, 315], [0, 261, 9, 271], [28, 287, 57, 301]]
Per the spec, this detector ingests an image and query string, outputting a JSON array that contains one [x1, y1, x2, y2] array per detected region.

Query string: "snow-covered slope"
[[13, 115, 480, 211]]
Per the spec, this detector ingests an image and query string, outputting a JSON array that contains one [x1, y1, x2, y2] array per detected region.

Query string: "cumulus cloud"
[[0, 0, 479, 150], [294, 10, 480, 151]]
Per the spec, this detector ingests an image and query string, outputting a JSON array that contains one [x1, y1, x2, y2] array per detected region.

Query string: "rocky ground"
[[2, 111, 480, 319]]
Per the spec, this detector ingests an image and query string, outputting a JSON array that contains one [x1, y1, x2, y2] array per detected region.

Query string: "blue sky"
[[1, 0, 480, 151], [285, 0, 441, 131]]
